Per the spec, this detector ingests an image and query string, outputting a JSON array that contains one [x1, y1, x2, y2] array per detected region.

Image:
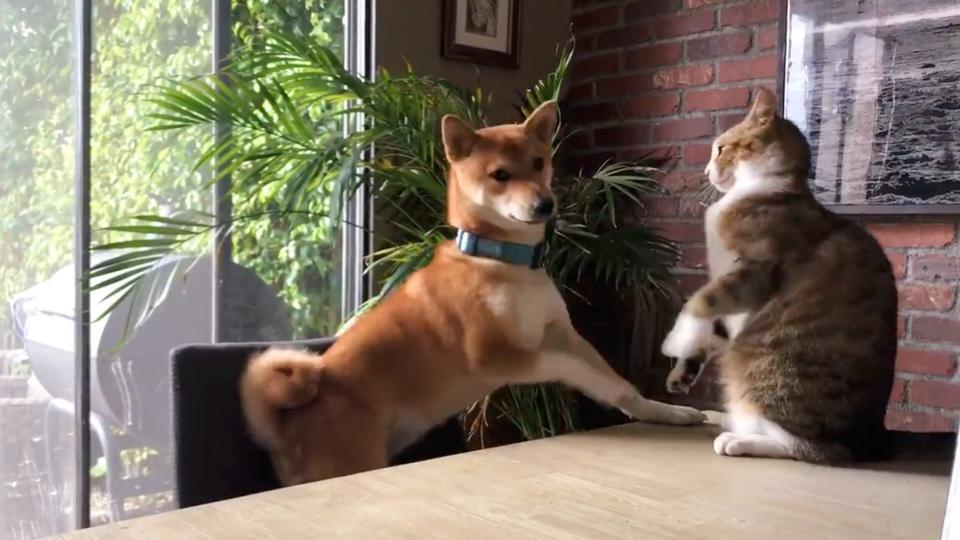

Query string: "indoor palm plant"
[[91, 34, 677, 445]]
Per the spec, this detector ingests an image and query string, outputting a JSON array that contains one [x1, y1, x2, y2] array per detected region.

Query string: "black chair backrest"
[[170, 338, 336, 508], [170, 338, 467, 508]]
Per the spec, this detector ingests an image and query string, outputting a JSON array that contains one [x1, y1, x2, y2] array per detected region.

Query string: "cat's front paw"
[[662, 312, 713, 361]]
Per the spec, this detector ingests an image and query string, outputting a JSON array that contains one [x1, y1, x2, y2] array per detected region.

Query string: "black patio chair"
[[170, 338, 467, 508]]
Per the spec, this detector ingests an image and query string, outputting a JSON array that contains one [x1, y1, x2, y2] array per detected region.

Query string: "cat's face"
[[705, 89, 810, 193]]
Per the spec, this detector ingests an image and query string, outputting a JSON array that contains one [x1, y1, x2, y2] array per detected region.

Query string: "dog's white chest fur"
[[485, 270, 565, 350]]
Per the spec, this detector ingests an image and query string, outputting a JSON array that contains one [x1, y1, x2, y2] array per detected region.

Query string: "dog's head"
[[441, 102, 558, 240]]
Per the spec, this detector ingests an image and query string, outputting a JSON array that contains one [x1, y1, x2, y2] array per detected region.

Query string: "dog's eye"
[[533, 157, 545, 171], [490, 169, 511, 182], [717, 145, 725, 156]]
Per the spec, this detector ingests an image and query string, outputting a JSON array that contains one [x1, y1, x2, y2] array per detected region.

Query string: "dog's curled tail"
[[240, 348, 322, 451]]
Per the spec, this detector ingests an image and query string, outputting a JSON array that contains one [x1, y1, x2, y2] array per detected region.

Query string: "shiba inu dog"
[[241, 101, 706, 485]]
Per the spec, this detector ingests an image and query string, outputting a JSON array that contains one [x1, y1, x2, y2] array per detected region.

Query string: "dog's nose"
[[534, 198, 555, 217]]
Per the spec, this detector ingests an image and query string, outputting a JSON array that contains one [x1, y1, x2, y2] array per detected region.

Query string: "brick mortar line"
[[896, 338, 960, 352], [605, 27, 776, 51], [896, 373, 960, 384], [890, 402, 960, 416], [572, 65, 776, 86]]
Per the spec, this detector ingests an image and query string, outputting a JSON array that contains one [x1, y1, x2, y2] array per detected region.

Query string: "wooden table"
[[53, 416, 952, 540]]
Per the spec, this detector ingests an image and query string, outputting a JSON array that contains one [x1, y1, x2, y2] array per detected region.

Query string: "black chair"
[[170, 338, 468, 508]]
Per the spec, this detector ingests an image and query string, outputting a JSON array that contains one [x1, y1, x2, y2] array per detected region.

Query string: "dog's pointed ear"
[[523, 101, 559, 145], [747, 88, 778, 124], [442, 115, 479, 162]]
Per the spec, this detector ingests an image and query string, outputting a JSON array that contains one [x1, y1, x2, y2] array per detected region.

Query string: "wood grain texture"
[[53, 415, 951, 540]]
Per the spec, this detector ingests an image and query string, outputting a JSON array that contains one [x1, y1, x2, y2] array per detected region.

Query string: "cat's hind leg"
[[714, 432, 852, 463], [713, 432, 792, 458], [714, 410, 796, 459], [714, 412, 852, 463]]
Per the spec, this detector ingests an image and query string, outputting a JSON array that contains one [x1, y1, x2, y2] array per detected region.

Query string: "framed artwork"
[[441, 0, 521, 69], [780, 0, 960, 214]]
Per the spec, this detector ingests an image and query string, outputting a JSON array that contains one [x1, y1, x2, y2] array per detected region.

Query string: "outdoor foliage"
[[0, 0, 345, 347]]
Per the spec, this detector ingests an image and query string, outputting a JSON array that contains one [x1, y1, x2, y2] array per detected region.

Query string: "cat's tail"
[[239, 348, 323, 451]]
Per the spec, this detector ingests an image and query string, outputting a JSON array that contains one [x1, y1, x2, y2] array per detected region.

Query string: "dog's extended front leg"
[[528, 324, 705, 426]]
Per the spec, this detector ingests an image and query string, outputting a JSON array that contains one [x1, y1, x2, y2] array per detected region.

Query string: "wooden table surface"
[[53, 415, 953, 540]]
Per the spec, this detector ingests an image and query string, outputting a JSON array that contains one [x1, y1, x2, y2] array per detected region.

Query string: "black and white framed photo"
[[441, 0, 521, 69], [780, 0, 960, 214]]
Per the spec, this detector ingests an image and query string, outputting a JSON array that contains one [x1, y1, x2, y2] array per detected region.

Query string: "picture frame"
[[778, 0, 960, 215], [441, 0, 521, 69]]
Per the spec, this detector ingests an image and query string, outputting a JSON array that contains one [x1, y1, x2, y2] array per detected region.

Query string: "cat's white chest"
[[705, 201, 737, 279], [705, 197, 749, 337], [485, 272, 564, 350]]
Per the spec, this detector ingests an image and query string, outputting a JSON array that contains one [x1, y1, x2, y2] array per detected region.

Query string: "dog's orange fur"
[[240, 102, 706, 486]]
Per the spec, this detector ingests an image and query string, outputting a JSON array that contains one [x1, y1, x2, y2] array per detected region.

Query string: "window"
[[0, 1, 365, 537], [783, 0, 960, 213]]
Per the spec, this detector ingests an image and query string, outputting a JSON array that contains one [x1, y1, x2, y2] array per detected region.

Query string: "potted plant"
[[91, 34, 677, 448]]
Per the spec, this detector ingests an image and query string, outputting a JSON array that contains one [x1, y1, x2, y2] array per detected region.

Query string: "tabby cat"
[[661, 88, 898, 464]]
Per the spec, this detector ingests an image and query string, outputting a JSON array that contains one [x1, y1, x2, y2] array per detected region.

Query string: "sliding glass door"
[[0, 1, 367, 536], [1, 1, 80, 536]]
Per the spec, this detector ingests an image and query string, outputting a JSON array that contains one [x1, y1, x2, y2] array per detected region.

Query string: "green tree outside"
[[0, 0, 345, 350]]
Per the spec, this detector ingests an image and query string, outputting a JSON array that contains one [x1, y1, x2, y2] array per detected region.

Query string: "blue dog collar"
[[455, 229, 546, 269]]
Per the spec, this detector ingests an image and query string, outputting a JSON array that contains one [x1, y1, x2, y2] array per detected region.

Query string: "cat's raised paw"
[[662, 313, 714, 361], [665, 355, 706, 394]]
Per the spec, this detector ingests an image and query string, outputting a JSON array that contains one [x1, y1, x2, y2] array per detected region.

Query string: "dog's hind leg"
[[296, 416, 389, 484]]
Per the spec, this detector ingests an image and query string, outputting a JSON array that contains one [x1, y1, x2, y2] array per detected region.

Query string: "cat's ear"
[[748, 88, 778, 124], [523, 101, 559, 145], [442, 115, 479, 162]]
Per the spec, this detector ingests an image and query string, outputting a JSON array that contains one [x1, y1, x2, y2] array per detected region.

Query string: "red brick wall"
[[567, 0, 960, 432]]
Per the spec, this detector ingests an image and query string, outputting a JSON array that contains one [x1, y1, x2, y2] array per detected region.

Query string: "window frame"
[[70, 0, 373, 529]]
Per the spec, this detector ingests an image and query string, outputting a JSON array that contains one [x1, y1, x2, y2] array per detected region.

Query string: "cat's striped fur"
[[662, 89, 898, 463]]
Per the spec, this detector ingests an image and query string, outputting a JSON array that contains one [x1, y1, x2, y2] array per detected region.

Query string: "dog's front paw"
[[661, 313, 713, 361], [631, 398, 706, 426], [660, 404, 707, 425]]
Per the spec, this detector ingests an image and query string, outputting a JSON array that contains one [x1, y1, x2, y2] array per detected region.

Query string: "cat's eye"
[[533, 157, 545, 171], [491, 169, 511, 182]]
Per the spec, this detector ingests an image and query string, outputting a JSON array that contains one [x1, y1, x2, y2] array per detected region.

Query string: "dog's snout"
[[534, 198, 555, 217]]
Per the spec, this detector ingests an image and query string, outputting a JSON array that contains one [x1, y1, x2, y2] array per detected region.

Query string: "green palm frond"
[[519, 38, 574, 117], [234, 32, 366, 103]]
